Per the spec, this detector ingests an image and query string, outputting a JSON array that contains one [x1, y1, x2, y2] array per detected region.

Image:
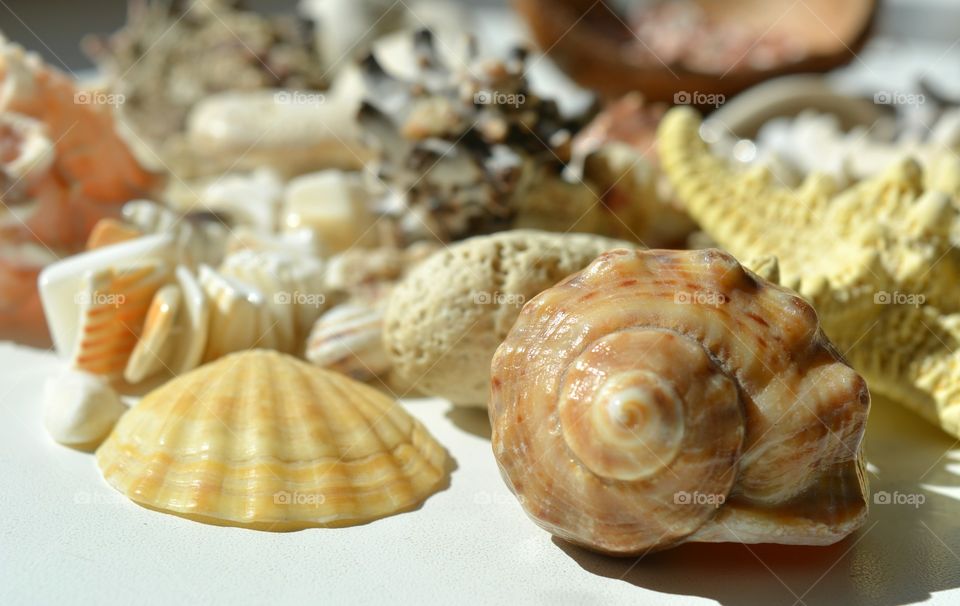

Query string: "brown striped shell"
[[489, 248, 869, 555]]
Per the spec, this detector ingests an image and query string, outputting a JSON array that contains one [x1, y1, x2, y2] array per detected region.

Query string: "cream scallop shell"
[[96, 350, 448, 529]]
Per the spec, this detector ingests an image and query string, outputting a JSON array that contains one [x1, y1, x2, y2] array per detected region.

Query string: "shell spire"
[[658, 107, 960, 438]]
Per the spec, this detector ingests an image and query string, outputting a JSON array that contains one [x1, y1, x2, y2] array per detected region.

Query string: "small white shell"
[[43, 368, 127, 449], [122, 200, 227, 266], [219, 249, 327, 347], [282, 170, 379, 253], [198, 264, 267, 361], [306, 303, 389, 381], [200, 168, 284, 232], [123, 283, 181, 384], [186, 90, 368, 177]]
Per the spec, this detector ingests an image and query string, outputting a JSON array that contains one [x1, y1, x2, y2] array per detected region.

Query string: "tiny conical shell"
[[96, 350, 448, 529]]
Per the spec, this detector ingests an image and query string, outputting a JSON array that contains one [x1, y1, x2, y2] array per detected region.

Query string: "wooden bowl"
[[514, 0, 877, 104]]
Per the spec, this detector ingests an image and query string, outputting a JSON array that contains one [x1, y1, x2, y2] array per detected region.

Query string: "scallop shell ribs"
[[489, 249, 869, 555], [97, 350, 448, 529]]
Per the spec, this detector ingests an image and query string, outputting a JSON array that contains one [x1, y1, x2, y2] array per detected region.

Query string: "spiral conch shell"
[[490, 249, 869, 555], [97, 350, 448, 529]]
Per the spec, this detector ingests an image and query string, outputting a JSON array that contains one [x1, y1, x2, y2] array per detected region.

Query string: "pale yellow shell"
[[490, 249, 869, 555], [96, 350, 448, 529]]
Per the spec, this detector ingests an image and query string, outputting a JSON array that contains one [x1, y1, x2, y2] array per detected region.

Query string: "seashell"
[[324, 240, 439, 304], [218, 249, 327, 350], [658, 107, 960, 438], [91, 264, 208, 385], [384, 230, 636, 406], [168, 265, 209, 375], [43, 367, 127, 450], [96, 350, 448, 529], [490, 248, 870, 555], [357, 30, 613, 245], [184, 89, 369, 178], [0, 37, 159, 346], [123, 284, 181, 384], [306, 302, 389, 382], [282, 170, 379, 254], [70, 260, 171, 380], [225, 226, 323, 259], [197, 168, 284, 233], [0, 112, 54, 187], [86, 218, 145, 250], [122, 200, 228, 267], [197, 264, 268, 361], [39, 234, 174, 359]]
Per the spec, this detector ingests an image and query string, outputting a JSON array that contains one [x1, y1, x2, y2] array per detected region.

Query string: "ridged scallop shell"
[[306, 302, 388, 381], [96, 350, 448, 529], [70, 261, 171, 379], [490, 248, 869, 555]]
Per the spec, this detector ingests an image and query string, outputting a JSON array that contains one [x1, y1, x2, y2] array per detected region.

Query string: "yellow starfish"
[[658, 107, 960, 438]]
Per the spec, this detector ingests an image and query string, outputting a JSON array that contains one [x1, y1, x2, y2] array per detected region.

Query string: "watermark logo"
[[273, 91, 326, 106], [673, 90, 725, 108], [874, 291, 925, 307], [73, 490, 127, 506], [674, 290, 728, 308], [874, 91, 925, 107], [874, 490, 925, 508], [273, 490, 326, 506], [74, 91, 125, 107], [74, 291, 126, 308], [472, 291, 526, 307], [674, 491, 725, 508], [274, 291, 326, 308], [474, 90, 526, 108]]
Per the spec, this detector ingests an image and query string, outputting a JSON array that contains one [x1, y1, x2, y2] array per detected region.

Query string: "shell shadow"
[[445, 405, 492, 440], [553, 395, 960, 605]]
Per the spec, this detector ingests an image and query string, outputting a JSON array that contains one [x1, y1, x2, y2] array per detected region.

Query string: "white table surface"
[[1, 342, 959, 606]]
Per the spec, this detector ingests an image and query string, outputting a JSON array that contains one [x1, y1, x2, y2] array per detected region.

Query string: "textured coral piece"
[[658, 107, 960, 437], [490, 248, 869, 555], [385, 230, 634, 406], [96, 350, 448, 530]]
